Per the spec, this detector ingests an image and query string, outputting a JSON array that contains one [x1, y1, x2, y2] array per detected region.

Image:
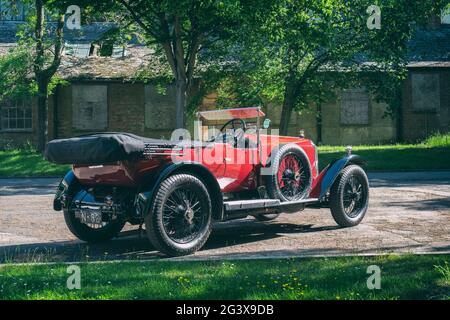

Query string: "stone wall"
[[2, 69, 449, 147], [264, 92, 396, 145], [402, 68, 450, 142], [48, 81, 177, 140]]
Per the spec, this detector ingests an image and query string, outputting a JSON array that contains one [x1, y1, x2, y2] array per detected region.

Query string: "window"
[[64, 43, 128, 58], [0, 99, 32, 131], [72, 85, 108, 130], [0, 1, 26, 21], [64, 43, 92, 58], [411, 73, 440, 112], [340, 88, 370, 125], [442, 6, 450, 24]]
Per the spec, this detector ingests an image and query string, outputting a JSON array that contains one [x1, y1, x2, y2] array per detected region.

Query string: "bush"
[[423, 132, 450, 148], [0, 139, 36, 152]]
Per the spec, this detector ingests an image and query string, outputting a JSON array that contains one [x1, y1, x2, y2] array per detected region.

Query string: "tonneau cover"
[[45, 133, 176, 165]]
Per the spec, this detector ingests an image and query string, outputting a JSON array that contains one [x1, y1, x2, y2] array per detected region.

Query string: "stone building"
[[0, 2, 449, 146]]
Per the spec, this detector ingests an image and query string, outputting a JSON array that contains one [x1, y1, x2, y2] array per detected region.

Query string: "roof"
[[407, 61, 450, 68], [0, 21, 118, 44], [0, 42, 15, 56], [198, 107, 265, 121], [1, 22, 450, 82], [407, 25, 450, 62], [57, 45, 168, 80], [0, 42, 166, 81]]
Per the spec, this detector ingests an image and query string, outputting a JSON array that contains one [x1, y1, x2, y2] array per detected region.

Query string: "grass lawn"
[[318, 144, 450, 171], [0, 254, 449, 300], [0, 134, 449, 177], [0, 149, 70, 177]]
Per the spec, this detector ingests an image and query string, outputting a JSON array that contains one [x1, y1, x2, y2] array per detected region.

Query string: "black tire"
[[146, 174, 212, 256], [254, 213, 280, 222], [329, 165, 369, 227], [266, 144, 312, 202], [63, 207, 125, 243]]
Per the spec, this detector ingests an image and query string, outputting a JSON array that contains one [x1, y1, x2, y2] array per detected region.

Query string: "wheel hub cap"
[[184, 208, 194, 224]]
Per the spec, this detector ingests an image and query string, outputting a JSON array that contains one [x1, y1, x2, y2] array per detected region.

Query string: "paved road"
[[0, 172, 449, 263]]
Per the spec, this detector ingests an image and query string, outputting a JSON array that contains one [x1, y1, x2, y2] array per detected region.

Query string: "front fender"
[[318, 154, 366, 200], [136, 161, 224, 221], [53, 170, 78, 211]]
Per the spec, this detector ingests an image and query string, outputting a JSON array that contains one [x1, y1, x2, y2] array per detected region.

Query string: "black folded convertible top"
[[45, 132, 176, 165]]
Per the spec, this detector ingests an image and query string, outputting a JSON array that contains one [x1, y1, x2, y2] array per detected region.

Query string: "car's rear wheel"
[[146, 174, 212, 256], [266, 144, 312, 202], [64, 201, 125, 243], [329, 165, 369, 227]]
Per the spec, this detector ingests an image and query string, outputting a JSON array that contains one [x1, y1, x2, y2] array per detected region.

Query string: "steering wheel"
[[217, 118, 247, 144]]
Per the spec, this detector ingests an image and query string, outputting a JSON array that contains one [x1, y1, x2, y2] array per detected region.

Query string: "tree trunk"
[[33, 0, 63, 152], [175, 78, 187, 129], [279, 76, 296, 136], [37, 81, 48, 152]]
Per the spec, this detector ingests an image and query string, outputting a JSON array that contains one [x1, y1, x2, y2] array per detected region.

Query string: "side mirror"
[[262, 118, 271, 129]]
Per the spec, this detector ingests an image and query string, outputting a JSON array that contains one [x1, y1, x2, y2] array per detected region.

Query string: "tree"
[[0, 0, 65, 151], [69, 0, 242, 128], [219, 0, 447, 135]]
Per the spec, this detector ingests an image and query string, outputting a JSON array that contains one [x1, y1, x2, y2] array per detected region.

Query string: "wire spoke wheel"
[[266, 144, 312, 202], [146, 174, 212, 256], [342, 175, 366, 218], [162, 187, 208, 244], [277, 153, 310, 201], [329, 165, 369, 227]]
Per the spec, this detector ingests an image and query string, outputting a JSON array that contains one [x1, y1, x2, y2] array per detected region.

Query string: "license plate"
[[76, 209, 103, 225]]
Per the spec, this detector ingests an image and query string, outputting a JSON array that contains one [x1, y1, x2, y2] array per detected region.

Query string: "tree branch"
[[118, 0, 158, 39], [158, 13, 177, 76], [43, 13, 64, 79], [33, 0, 45, 77]]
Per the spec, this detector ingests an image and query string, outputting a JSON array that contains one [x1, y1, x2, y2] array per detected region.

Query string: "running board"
[[223, 198, 319, 212]]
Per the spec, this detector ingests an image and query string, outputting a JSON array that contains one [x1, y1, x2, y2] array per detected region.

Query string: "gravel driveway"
[[0, 171, 449, 263]]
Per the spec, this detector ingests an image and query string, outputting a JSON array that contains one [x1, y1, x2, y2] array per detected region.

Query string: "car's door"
[[220, 138, 258, 192]]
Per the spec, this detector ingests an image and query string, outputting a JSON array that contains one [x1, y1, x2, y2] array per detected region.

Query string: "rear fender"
[[136, 162, 224, 221], [318, 155, 366, 200], [54, 170, 78, 211]]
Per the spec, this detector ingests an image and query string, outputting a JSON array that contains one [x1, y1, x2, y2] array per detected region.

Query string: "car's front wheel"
[[146, 174, 212, 256], [266, 144, 312, 202], [329, 165, 369, 227]]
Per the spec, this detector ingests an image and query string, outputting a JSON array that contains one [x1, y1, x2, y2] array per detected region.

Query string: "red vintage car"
[[46, 107, 369, 256]]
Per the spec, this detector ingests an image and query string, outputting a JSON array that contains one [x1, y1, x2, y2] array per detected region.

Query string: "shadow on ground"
[[1, 220, 448, 264], [1, 222, 338, 263], [381, 197, 450, 211]]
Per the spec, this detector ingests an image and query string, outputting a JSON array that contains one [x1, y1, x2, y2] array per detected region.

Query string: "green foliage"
[[0, 1, 67, 105], [208, 0, 447, 119], [0, 47, 36, 103], [423, 132, 450, 148], [435, 262, 450, 287]]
